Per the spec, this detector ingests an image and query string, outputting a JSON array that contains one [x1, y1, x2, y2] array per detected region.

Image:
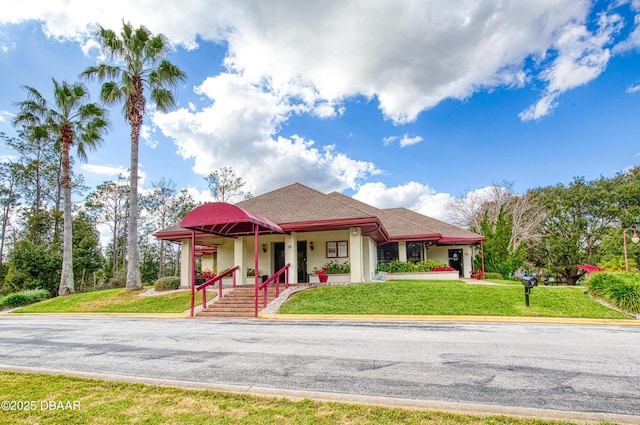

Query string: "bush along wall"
[[376, 260, 448, 273], [586, 272, 640, 314]]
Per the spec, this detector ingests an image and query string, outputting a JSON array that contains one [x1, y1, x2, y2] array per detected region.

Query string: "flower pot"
[[318, 274, 329, 283]]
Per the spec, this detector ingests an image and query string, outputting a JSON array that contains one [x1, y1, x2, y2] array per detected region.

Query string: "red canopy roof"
[[180, 202, 284, 236]]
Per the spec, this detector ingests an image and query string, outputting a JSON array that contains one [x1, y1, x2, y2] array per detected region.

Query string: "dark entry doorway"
[[448, 249, 463, 277], [274, 242, 285, 282], [273, 241, 308, 282], [297, 241, 308, 282]]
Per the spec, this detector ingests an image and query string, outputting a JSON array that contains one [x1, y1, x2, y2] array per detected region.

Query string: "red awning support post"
[[254, 223, 259, 317], [190, 230, 196, 317], [480, 240, 485, 279]]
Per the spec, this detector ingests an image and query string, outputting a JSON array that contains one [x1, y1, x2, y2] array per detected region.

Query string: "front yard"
[[10, 288, 215, 314], [278, 280, 631, 319]]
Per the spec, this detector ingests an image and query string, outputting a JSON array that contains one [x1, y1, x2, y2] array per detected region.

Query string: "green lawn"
[[12, 288, 215, 314], [279, 281, 631, 319], [0, 371, 594, 425]]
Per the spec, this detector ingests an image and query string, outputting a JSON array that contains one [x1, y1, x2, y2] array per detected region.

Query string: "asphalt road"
[[0, 316, 638, 421]]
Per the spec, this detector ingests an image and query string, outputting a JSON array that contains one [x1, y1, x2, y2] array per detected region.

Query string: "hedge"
[[154, 276, 181, 291]]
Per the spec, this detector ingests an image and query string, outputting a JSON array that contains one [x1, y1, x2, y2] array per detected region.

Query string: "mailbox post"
[[519, 275, 538, 307]]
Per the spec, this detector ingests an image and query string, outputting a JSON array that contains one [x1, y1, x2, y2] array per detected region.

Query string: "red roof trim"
[[280, 217, 389, 243], [154, 228, 214, 241], [438, 236, 485, 245], [389, 233, 441, 242]]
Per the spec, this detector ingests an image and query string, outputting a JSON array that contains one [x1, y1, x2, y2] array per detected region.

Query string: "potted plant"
[[315, 267, 329, 284]]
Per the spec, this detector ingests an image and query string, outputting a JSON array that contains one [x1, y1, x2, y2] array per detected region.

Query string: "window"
[[326, 241, 348, 258], [377, 242, 399, 264], [406, 241, 424, 263]]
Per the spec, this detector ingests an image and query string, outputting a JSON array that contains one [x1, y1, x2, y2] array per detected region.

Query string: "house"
[[154, 183, 484, 288]]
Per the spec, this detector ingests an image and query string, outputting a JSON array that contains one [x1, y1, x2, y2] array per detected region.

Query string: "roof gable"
[[236, 183, 374, 224], [384, 207, 483, 240], [327, 192, 440, 240]]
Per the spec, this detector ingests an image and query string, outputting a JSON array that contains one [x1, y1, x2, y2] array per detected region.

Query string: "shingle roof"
[[236, 183, 374, 223], [384, 207, 483, 241], [326, 192, 440, 240], [155, 182, 482, 244]]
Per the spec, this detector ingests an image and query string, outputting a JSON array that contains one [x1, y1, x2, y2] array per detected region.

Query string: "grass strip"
[[12, 288, 216, 314], [279, 281, 630, 319], [0, 371, 597, 425]]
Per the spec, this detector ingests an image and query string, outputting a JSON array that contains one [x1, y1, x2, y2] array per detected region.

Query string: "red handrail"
[[191, 266, 239, 316], [255, 263, 290, 316]]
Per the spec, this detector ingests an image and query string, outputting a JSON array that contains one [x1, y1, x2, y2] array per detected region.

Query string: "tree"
[[141, 178, 176, 278], [85, 179, 129, 277], [473, 207, 525, 279], [449, 181, 542, 264], [12, 80, 108, 295], [141, 179, 197, 278], [0, 162, 20, 266], [71, 211, 104, 291], [3, 209, 61, 295], [528, 177, 617, 284], [205, 167, 251, 202], [2, 129, 60, 215], [83, 22, 186, 290]]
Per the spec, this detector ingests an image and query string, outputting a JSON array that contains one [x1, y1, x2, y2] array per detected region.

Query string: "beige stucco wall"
[[178, 229, 480, 285], [426, 245, 474, 278]]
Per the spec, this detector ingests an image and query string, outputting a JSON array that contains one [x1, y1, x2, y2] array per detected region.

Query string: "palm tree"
[[12, 80, 109, 295], [82, 22, 186, 290]]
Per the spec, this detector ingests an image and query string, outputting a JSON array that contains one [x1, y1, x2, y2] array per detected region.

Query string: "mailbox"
[[520, 275, 538, 288], [519, 275, 538, 307]]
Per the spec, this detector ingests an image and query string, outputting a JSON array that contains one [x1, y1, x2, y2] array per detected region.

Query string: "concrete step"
[[196, 286, 280, 318]]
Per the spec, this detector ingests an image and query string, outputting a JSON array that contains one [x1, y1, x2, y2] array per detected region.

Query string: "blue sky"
[[0, 0, 639, 222]]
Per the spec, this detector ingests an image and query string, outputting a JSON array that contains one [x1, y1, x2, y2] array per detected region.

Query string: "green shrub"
[[385, 260, 415, 273], [381, 260, 448, 273], [322, 260, 350, 274], [154, 276, 181, 291], [414, 259, 447, 272], [0, 289, 50, 309], [484, 272, 504, 280], [586, 272, 640, 313]]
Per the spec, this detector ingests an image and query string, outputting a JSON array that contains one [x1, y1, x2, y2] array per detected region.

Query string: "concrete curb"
[[1, 312, 190, 318], [2, 311, 639, 325], [258, 313, 640, 326], [1, 364, 638, 425]]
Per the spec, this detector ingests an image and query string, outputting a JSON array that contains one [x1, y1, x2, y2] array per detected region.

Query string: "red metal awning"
[[180, 202, 284, 236]]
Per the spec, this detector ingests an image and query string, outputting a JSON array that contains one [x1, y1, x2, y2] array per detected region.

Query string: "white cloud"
[[627, 83, 640, 93], [80, 163, 128, 177], [383, 134, 423, 148], [520, 12, 623, 121], [183, 186, 214, 204], [382, 136, 397, 146], [352, 181, 454, 222], [2, 0, 618, 125], [0, 110, 13, 126], [399, 135, 423, 148], [1, 41, 15, 53], [140, 124, 158, 149], [154, 73, 380, 195], [80, 163, 147, 186]]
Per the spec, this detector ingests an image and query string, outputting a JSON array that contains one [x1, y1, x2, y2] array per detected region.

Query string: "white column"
[[285, 232, 298, 283], [180, 238, 192, 288], [349, 227, 363, 282], [234, 237, 247, 284], [398, 241, 407, 262]]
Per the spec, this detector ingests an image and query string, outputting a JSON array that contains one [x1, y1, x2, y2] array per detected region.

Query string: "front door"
[[274, 242, 285, 282], [448, 249, 463, 277], [297, 241, 308, 282]]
